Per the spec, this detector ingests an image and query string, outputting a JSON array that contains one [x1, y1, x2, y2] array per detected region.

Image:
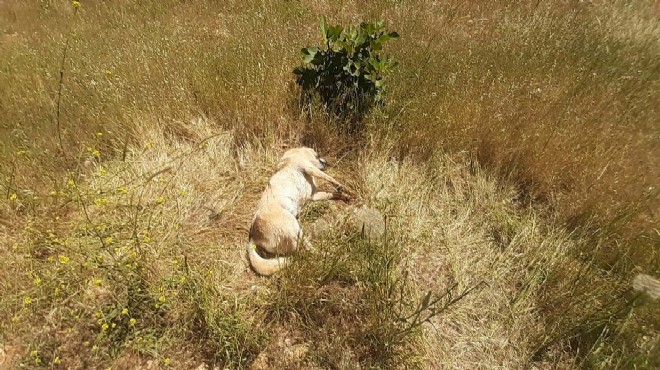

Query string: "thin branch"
[[54, 6, 80, 157]]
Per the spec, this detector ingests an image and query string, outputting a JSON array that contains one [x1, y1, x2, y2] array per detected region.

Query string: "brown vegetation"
[[0, 1, 658, 369]]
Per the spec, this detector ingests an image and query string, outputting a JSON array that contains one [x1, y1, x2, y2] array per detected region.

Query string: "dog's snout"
[[319, 158, 328, 168]]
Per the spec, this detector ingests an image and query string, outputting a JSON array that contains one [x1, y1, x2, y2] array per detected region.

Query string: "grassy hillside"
[[1, 1, 658, 369]]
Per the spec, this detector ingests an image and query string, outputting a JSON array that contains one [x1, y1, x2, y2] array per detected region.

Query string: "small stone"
[[349, 206, 385, 239]]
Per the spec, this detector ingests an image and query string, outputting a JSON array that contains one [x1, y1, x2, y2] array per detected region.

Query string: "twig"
[[54, 5, 80, 157]]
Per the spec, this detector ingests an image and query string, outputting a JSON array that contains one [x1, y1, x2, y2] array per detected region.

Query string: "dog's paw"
[[334, 191, 352, 203]]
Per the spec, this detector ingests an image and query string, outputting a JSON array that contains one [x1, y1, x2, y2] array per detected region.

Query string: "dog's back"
[[246, 147, 346, 276], [259, 166, 314, 217]]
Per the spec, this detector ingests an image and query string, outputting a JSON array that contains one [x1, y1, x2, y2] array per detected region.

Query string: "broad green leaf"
[[301, 46, 319, 64], [320, 16, 328, 44], [328, 25, 343, 42]]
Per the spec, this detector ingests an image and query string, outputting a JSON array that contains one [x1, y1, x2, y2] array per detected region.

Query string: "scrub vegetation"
[[0, 1, 658, 369]]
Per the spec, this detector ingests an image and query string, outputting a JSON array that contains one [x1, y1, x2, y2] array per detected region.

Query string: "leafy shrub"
[[294, 17, 399, 130]]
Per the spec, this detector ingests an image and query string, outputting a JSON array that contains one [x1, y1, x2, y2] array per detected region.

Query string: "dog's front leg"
[[312, 191, 351, 202], [304, 165, 344, 189], [311, 192, 334, 201]]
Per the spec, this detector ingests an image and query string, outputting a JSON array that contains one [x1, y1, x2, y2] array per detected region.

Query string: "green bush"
[[294, 17, 399, 130]]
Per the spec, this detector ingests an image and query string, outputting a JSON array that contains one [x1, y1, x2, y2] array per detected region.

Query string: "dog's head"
[[277, 147, 327, 171]]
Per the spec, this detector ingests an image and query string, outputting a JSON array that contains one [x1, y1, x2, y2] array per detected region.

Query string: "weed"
[[265, 229, 476, 369], [294, 17, 398, 132]]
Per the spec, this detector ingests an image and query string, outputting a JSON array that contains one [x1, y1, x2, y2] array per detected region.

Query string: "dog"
[[247, 147, 350, 276]]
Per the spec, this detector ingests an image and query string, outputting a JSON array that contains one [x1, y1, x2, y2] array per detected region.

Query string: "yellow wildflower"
[[53, 357, 61, 364], [101, 323, 109, 331], [156, 196, 165, 204], [33, 277, 41, 286], [9, 193, 17, 201], [94, 198, 109, 206], [104, 237, 114, 245], [24, 297, 32, 305], [164, 358, 171, 366], [16, 150, 26, 156], [58, 255, 70, 264], [96, 132, 103, 137], [129, 318, 137, 327], [121, 308, 129, 315], [99, 167, 107, 176]]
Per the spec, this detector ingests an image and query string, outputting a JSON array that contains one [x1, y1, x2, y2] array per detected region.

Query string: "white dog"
[[247, 147, 350, 276]]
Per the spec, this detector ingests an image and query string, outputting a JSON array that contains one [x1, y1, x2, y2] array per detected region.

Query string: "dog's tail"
[[247, 243, 289, 276]]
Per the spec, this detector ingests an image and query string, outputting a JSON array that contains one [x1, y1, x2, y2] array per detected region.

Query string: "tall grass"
[[381, 2, 659, 269], [0, 0, 658, 369]]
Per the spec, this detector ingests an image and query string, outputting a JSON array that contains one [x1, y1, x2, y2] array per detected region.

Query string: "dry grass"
[[1, 0, 658, 369]]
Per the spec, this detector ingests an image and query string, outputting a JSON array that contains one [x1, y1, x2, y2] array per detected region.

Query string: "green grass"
[[1, 0, 658, 369]]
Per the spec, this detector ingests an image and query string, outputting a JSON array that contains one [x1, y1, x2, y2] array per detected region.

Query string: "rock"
[[348, 206, 385, 239], [307, 204, 385, 240]]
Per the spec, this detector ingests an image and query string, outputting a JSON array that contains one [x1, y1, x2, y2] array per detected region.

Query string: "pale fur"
[[247, 147, 349, 276]]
